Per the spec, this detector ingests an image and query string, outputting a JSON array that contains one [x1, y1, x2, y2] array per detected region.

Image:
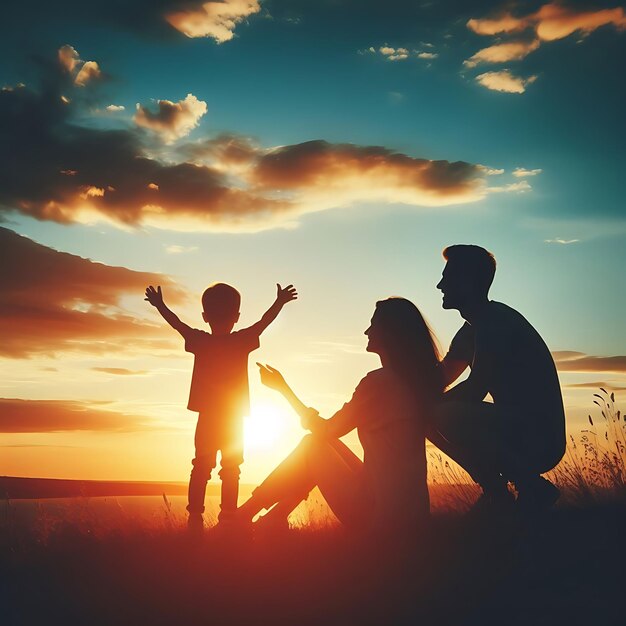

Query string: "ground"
[[3, 498, 625, 626]]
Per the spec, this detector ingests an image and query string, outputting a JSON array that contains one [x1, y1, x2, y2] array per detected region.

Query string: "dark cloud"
[[250, 140, 484, 207], [0, 227, 184, 358], [0, 398, 153, 432]]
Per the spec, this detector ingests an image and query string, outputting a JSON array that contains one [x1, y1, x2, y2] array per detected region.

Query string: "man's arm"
[[444, 373, 488, 402], [246, 284, 297, 336], [439, 355, 470, 390], [144, 285, 193, 338]]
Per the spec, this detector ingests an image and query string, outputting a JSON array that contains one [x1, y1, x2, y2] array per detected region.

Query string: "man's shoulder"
[[488, 301, 534, 329]]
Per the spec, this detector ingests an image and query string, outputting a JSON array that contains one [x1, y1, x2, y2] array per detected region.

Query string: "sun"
[[244, 403, 291, 451]]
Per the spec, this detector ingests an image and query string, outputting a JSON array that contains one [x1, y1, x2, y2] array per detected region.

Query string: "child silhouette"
[[145, 282, 297, 530]]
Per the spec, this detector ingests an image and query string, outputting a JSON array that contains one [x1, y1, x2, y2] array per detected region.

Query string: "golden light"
[[244, 402, 291, 451]]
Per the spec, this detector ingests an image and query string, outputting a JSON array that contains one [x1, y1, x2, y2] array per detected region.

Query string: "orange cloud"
[[468, 2, 626, 41], [58, 45, 80, 73], [165, 0, 261, 42], [250, 140, 485, 209], [0, 398, 153, 432], [553, 351, 626, 373], [75, 61, 102, 86], [57, 45, 103, 86], [475, 70, 537, 93], [464, 39, 540, 67], [0, 227, 184, 358], [91, 368, 148, 375], [134, 93, 208, 142]]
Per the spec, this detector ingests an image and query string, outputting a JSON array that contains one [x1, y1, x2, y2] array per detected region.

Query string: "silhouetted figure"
[[237, 298, 443, 533], [145, 282, 297, 530], [432, 245, 566, 511]]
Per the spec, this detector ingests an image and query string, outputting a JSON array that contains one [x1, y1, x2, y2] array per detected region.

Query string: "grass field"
[[2, 390, 625, 626]]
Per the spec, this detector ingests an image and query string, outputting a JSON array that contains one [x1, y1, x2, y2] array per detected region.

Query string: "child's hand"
[[276, 283, 298, 305], [257, 363, 288, 392], [145, 285, 164, 307]]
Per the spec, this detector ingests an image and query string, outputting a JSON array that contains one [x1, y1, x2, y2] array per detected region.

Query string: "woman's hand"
[[257, 363, 288, 392]]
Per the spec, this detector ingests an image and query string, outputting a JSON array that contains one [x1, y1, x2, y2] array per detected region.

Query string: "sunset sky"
[[2, 0, 625, 484]]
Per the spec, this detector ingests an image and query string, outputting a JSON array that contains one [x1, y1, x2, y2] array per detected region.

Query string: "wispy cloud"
[[0, 227, 184, 358], [544, 237, 579, 244], [513, 168, 542, 177], [475, 70, 537, 94], [553, 351, 626, 373], [464, 39, 540, 68], [0, 398, 154, 432], [465, 2, 626, 86], [91, 368, 149, 376], [164, 244, 199, 254]]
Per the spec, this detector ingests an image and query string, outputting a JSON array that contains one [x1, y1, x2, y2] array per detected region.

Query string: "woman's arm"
[[256, 363, 357, 436], [257, 363, 321, 429]]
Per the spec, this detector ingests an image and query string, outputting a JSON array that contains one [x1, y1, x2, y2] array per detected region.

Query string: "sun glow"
[[244, 402, 291, 451]]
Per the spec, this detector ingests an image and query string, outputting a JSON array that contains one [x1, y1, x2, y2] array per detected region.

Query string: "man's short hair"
[[442, 245, 496, 294], [202, 283, 241, 320]]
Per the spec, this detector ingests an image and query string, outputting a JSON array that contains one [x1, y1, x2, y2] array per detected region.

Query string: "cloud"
[[91, 367, 148, 375], [464, 39, 540, 67], [105, 104, 125, 112], [362, 46, 437, 62], [475, 70, 537, 93], [0, 398, 153, 432], [564, 381, 626, 391], [134, 93, 208, 142], [165, 0, 261, 42], [164, 244, 199, 254], [487, 180, 532, 193], [554, 351, 626, 373], [468, 3, 626, 41], [0, 49, 494, 233], [180, 133, 260, 169], [513, 167, 542, 177], [0, 227, 184, 358], [478, 166, 505, 175], [466, 3, 626, 71], [57, 45, 103, 86], [58, 45, 80, 73], [75, 61, 102, 86], [544, 237, 580, 244], [250, 140, 486, 209]]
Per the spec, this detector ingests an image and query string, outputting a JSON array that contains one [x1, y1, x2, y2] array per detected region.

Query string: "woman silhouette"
[[237, 297, 443, 532]]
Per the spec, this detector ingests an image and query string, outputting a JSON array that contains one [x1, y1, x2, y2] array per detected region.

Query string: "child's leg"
[[187, 414, 218, 515], [187, 454, 217, 514], [217, 423, 244, 522]]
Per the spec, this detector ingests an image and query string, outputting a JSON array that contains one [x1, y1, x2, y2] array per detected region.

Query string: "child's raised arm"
[[145, 285, 193, 338], [246, 283, 297, 336]]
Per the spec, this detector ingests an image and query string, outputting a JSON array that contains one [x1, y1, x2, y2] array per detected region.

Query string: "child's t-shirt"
[[183, 327, 261, 419]]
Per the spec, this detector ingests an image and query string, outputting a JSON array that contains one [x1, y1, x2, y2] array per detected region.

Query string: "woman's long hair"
[[374, 297, 443, 406]]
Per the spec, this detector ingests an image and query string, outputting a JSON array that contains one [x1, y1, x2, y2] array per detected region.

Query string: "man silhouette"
[[432, 245, 566, 511]]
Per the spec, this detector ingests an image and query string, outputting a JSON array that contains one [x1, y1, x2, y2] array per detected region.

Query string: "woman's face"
[[364, 311, 385, 355]]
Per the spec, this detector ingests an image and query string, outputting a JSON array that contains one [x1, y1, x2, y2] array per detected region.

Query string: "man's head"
[[437, 245, 496, 311], [201, 282, 241, 332]]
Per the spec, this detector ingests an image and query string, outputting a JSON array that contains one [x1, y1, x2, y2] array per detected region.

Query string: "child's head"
[[201, 282, 241, 332]]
